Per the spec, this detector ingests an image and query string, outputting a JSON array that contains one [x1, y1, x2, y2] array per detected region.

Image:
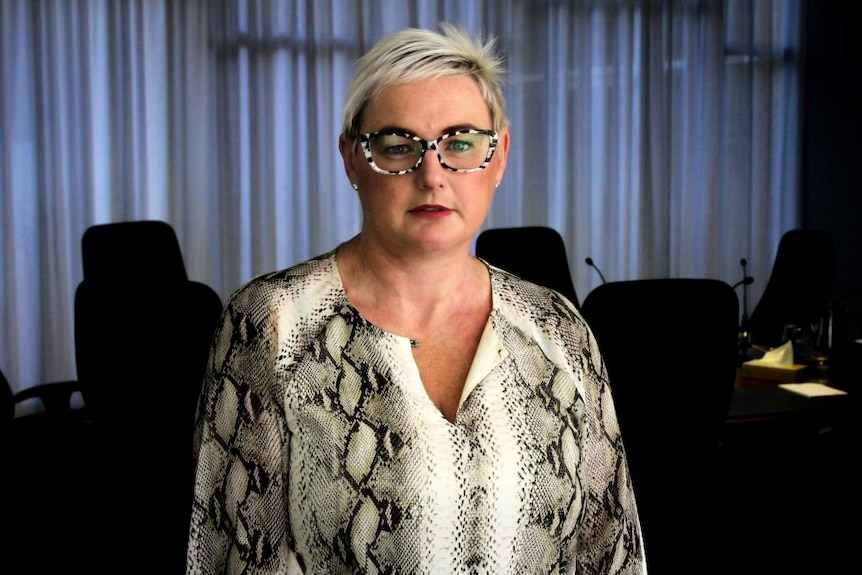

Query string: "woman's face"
[[340, 75, 509, 255]]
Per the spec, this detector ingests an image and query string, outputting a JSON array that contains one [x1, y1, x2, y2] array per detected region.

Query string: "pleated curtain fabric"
[[1, 0, 802, 400]]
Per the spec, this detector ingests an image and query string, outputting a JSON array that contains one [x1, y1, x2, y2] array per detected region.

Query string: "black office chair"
[[73, 220, 223, 573], [1, 368, 12, 428], [579, 278, 739, 573], [2, 366, 96, 573], [476, 226, 580, 308], [75, 220, 222, 435], [830, 284, 862, 391], [1, 364, 90, 456], [746, 229, 835, 351]]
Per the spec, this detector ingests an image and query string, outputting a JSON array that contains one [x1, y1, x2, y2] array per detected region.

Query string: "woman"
[[187, 24, 645, 574]]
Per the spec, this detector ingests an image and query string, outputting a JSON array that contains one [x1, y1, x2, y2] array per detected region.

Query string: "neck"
[[336, 234, 488, 337], [343, 234, 475, 303]]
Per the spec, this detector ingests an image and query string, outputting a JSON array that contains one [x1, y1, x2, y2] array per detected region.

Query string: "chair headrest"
[[476, 226, 580, 307], [81, 220, 188, 284]]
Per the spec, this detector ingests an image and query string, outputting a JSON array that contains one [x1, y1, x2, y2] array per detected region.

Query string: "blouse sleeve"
[[570, 319, 647, 575], [186, 285, 290, 574]]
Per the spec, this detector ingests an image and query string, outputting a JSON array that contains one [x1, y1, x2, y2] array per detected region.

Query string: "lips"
[[411, 205, 448, 212]]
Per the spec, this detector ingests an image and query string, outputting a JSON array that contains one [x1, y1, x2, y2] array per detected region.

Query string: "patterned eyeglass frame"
[[358, 129, 498, 175]]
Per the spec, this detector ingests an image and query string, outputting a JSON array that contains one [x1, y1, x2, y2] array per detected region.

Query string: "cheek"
[[356, 181, 404, 213], [462, 181, 497, 218]]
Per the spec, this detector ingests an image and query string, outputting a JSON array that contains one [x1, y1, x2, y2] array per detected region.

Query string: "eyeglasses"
[[358, 129, 498, 175]]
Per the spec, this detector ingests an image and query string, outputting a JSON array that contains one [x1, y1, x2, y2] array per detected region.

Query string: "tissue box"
[[740, 359, 812, 383]]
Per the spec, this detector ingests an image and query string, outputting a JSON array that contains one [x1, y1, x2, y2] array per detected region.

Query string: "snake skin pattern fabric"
[[186, 250, 645, 574]]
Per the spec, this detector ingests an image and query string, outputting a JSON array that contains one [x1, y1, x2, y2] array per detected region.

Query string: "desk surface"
[[728, 383, 850, 421], [725, 381, 855, 460], [719, 382, 856, 574]]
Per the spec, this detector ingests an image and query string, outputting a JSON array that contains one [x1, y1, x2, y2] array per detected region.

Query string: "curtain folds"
[[0, 0, 802, 397]]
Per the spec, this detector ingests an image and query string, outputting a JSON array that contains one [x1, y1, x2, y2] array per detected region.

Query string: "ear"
[[339, 134, 360, 187], [492, 128, 511, 183]]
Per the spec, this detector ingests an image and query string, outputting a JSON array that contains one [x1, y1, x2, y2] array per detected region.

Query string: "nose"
[[415, 144, 447, 186], [415, 143, 444, 170]]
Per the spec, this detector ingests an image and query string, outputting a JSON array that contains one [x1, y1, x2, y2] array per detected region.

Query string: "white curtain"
[[0, 0, 802, 400]]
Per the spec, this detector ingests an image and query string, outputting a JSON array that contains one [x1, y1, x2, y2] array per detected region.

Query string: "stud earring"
[[351, 183, 359, 190]]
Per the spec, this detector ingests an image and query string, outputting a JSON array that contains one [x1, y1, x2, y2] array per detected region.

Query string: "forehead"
[[362, 75, 492, 135]]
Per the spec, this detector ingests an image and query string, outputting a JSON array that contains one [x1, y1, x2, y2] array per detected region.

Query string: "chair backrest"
[[73, 220, 223, 572], [476, 226, 580, 308], [75, 220, 222, 427], [579, 278, 739, 572], [1, 368, 12, 424], [81, 219, 188, 283], [747, 228, 835, 348], [1, 368, 13, 450]]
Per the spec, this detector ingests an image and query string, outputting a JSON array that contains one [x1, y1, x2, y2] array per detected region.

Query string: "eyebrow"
[[367, 124, 486, 138]]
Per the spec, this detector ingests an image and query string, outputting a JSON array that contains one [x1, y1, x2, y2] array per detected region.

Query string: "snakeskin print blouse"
[[186, 250, 646, 574]]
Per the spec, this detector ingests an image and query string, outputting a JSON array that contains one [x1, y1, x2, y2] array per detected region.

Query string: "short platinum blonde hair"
[[341, 23, 508, 140]]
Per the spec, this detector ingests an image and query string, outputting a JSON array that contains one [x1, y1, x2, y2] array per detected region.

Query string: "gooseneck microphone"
[[731, 258, 754, 289], [585, 257, 607, 284], [731, 276, 754, 289]]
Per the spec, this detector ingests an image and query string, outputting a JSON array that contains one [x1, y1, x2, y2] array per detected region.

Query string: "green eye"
[[374, 136, 419, 158], [446, 137, 475, 153], [383, 144, 413, 156]]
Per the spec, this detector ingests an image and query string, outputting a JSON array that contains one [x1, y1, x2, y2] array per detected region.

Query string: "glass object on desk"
[[737, 324, 751, 364], [810, 353, 830, 383], [814, 306, 833, 351], [809, 309, 833, 383], [781, 323, 800, 345], [781, 323, 812, 364]]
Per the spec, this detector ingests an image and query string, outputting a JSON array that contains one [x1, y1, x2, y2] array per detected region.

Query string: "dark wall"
[[803, 1, 862, 301]]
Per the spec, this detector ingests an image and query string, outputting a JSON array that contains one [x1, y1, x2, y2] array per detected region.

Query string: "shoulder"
[[486, 263, 580, 321], [208, 250, 346, 376], [226, 250, 340, 314], [487, 263, 597, 370]]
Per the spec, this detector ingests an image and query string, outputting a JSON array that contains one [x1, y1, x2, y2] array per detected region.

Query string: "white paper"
[[778, 382, 848, 397]]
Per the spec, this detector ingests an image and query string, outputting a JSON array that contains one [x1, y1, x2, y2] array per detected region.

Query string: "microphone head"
[[585, 257, 594, 266], [740, 258, 747, 266]]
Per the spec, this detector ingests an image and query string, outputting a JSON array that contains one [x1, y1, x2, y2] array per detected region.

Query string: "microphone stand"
[[732, 258, 753, 361], [740, 258, 750, 331]]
